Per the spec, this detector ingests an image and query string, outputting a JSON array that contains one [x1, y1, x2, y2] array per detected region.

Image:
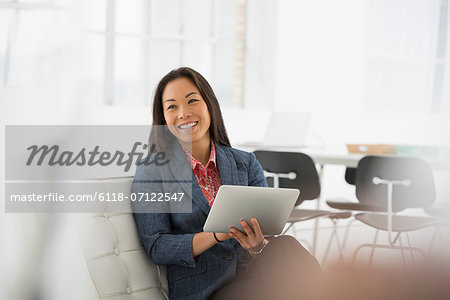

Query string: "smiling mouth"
[[178, 121, 198, 130]]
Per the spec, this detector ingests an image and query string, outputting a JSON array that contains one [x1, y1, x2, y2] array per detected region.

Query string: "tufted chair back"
[[78, 177, 169, 300]]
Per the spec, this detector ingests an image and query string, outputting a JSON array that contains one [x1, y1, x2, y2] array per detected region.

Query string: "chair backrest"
[[345, 167, 356, 185], [355, 156, 436, 211], [253, 150, 320, 206], [78, 177, 169, 300]]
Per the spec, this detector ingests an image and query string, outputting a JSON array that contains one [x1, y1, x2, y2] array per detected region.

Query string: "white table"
[[308, 153, 361, 168], [309, 152, 450, 171]]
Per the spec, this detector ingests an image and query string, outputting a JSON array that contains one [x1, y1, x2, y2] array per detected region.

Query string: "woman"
[[132, 67, 320, 300]]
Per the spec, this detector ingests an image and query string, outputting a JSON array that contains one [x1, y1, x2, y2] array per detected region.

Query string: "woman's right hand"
[[229, 218, 267, 255], [215, 232, 232, 242]]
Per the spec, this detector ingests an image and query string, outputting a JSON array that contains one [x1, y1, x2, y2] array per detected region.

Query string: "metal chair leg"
[[334, 223, 345, 264], [322, 218, 345, 266], [427, 225, 441, 256], [322, 226, 335, 266], [342, 218, 356, 252], [405, 232, 415, 264], [398, 233, 407, 267], [282, 222, 294, 235], [353, 243, 426, 267], [367, 229, 379, 267], [352, 244, 365, 266], [391, 231, 402, 245], [291, 221, 299, 238]]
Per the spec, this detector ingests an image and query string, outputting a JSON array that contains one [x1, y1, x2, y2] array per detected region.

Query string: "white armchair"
[[78, 177, 169, 300]]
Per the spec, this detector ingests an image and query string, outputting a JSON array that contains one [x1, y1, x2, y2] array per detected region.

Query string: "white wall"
[[270, 0, 450, 152], [244, 0, 278, 110], [3, 0, 448, 151]]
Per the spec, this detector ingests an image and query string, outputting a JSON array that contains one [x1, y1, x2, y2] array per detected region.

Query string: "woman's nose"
[[178, 106, 192, 119]]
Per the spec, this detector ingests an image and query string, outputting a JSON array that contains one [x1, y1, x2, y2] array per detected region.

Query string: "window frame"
[[87, 0, 247, 107]]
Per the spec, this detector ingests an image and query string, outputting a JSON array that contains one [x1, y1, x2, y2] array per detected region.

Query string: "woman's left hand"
[[229, 217, 267, 254]]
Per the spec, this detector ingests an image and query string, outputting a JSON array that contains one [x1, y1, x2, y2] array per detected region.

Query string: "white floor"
[[285, 216, 450, 269]]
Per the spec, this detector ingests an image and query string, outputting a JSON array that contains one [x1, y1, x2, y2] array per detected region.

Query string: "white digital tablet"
[[203, 185, 299, 235]]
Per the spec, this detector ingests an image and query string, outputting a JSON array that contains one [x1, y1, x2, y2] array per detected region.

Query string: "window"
[[0, 0, 247, 108], [364, 0, 449, 114], [81, 0, 247, 107], [0, 0, 73, 87], [431, 0, 449, 113]]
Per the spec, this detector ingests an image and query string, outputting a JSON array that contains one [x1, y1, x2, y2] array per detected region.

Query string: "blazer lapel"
[[215, 143, 239, 186], [166, 142, 239, 216], [166, 143, 193, 198], [167, 142, 211, 216]]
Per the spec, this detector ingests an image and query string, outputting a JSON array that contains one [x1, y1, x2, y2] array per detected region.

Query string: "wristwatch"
[[248, 239, 269, 256]]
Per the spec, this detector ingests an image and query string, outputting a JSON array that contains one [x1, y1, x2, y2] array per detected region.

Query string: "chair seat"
[[425, 202, 450, 219], [355, 213, 438, 232], [327, 199, 397, 213], [287, 209, 329, 222], [328, 211, 352, 219]]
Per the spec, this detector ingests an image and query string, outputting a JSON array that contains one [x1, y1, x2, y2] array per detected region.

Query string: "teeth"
[[179, 122, 197, 129]]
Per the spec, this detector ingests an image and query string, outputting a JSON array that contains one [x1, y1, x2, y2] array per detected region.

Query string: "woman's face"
[[162, 77, 211, 146]]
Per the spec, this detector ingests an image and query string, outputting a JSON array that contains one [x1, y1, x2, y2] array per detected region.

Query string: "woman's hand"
[[214, 232, 232, 242], [229, 217, 268, 255]]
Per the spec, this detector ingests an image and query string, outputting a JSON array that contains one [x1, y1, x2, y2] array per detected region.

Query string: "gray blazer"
[[132, 142, 267, 299]]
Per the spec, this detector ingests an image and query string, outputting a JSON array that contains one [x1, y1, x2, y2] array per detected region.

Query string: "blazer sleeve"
[[248, 152, 268, 188], [131, 164, 197, 268]]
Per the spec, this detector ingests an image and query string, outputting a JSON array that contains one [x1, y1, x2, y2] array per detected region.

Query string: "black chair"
[[344, 167, 357, 185], [327, 164, 401, 212], [253, 150, 351, 258], [350, 156, 438, 266], [325, 164, 403, 261]]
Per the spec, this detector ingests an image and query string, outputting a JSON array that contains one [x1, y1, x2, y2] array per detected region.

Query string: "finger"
[[240, 219, 255, 238], [230, 227, 250, 248], [239, 221, 261, 248], [229, 232, 248, 249], [251, 217, 264, 240], [230, 227, 247, 240]]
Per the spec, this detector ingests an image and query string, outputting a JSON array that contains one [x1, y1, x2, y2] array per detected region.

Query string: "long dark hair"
[[149, 67, 231, 151]]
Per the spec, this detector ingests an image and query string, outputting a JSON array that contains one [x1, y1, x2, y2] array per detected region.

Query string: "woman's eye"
[[167, 105, 176, 110], [188, 99, 199, 104]]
